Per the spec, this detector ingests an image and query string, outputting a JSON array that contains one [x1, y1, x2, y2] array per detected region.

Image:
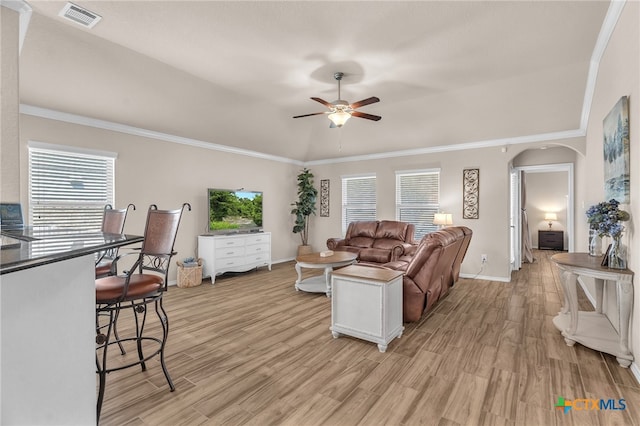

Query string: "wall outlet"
[[481, 254, 488, 263]]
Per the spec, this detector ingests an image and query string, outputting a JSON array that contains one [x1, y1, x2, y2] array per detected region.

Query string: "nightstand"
[[539, 230, 564, 250]]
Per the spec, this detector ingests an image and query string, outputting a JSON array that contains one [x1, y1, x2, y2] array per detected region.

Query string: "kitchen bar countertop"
[[0, 227, 144, 275]]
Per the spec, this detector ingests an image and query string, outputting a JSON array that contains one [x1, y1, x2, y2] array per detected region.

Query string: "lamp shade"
[[328, 111, 350, 127], [544, 212, 557, 221], [433, 213, 453, 226]]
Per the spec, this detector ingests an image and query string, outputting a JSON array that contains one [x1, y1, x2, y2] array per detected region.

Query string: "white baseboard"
[[459, 272, 511, 283]]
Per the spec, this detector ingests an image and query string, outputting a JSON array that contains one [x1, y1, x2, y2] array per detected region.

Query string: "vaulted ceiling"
[[19, 1, 611, 163]]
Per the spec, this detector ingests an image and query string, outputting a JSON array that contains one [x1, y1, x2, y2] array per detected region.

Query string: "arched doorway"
[[510, 147, 575, 272]]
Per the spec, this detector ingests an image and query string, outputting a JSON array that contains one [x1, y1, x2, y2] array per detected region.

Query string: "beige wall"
[[0, 6, 20, 202], [19, 115, 302, 282], [18, 114, 584, 284], [311, 146, 518, 281], [579, 2, 639, 362]]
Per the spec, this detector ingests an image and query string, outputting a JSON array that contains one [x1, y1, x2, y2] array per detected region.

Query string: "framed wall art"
[[320, 179, 330, 217], [463, 168, 479, 219], [603, 96, 630, 203]]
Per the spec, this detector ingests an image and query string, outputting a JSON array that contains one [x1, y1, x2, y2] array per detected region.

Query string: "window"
[[29, 142, 116, 232], [341, 174, 376, 234], [396, 169, 440, 240]]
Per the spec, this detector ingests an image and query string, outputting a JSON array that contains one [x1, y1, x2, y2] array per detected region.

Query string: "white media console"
[[198, 232, 271, 283]]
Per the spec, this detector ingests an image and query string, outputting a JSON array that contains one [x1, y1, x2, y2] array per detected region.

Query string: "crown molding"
[[0, 0, 32, 54], [20, 104, 304, 166], [580, 0, 626, 130], [22, 104, 586, 167], [305, 129, 586, 166]]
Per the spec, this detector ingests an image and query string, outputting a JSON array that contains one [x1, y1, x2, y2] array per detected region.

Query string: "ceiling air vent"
[[59, 2, 102, 29]]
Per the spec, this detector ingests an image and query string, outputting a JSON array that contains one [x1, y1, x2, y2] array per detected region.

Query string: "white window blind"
[[29, 144, 115, 231], [341, 174, 376, 234], [396, 169, 440, 240]]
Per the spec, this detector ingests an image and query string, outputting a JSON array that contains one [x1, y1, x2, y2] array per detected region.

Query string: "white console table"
[[551, 253, 634, 367], [198, 232, 271, 283]]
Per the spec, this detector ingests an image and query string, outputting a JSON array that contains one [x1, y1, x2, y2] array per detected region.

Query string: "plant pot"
[[297, 245, 313, 256]]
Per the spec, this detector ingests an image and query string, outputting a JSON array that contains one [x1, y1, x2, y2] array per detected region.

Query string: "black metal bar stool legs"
[[95, 203, 189, 423], [95, 296, 175, 422], [155, 298, 175, 391]]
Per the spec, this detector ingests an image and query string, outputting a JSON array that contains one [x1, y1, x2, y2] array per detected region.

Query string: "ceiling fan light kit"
[[328, 111, 351, 127], [293, 72, 381, 128]]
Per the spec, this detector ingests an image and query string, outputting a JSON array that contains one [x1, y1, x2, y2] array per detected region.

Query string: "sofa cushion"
[[372, 238, 403, 251], [348, 236, 375, 248], [375, 220, 410, 241], [358, 247, 392, 263], [348, 221, 378, 239]]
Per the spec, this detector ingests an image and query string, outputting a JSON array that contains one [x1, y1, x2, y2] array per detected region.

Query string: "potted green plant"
[[291, 168, 318, 255]]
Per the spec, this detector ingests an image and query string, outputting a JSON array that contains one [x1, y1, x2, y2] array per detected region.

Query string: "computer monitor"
[[0, 203, 24, 229]]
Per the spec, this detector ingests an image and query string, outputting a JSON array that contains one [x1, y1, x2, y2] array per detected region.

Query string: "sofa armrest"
[[389, 241, 419, 261], [327, 238, 347, 250], [403, 243, 419, 257], [389, 244, 406, 262]]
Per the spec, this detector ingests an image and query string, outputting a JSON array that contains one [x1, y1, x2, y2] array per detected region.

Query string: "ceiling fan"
[[293, 72, 381, 128]]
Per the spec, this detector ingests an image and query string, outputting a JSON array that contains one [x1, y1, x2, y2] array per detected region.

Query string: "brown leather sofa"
[[326, 220, 416, 266], [381, 226, 472, 322]]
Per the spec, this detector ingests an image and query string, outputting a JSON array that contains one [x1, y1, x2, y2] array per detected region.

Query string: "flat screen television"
[[207, 188, 263, 234]]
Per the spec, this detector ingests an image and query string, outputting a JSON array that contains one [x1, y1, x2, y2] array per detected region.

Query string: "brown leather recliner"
[[442, 226, 472, 288], [327, 220, 416, 266], [381, 226, 471, 322]]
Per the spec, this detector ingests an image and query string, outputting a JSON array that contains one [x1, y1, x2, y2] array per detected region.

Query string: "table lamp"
[[433, 213, 453, 229], [544, 212, 557, 229]]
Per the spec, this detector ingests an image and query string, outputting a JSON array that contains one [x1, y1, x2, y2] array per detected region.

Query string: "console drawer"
[[215, 246, 245, 258], [246, 252, 270, 263], [246, 234, 270, 245], [216, 256, 246, 268], [215, 237, 245, 248], [246, 243, 269, 255]]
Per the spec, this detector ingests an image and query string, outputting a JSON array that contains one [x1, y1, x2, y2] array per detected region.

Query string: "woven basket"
[[176, 259, 203, 288]]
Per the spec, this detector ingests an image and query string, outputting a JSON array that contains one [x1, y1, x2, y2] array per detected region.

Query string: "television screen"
[[208, 188, 263, 233]]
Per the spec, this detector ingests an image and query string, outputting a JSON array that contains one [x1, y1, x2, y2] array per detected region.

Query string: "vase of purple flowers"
[[586, 199, 630, 269]]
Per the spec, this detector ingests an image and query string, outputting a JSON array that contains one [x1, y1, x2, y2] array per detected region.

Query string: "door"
[[510, 168, 521, 272]]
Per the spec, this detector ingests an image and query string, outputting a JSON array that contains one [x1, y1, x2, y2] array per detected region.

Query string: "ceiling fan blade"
[[311, 97, 333, 108], [293, 112, 326, 118], [351, 111, 382, 121], [350, 97, 380, 109]]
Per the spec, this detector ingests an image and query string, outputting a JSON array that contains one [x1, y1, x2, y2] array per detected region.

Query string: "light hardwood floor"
[[99, 250, 640, 425]]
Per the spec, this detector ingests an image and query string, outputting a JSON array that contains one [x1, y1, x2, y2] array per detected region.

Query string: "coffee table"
[[295, 251, 358, 297]]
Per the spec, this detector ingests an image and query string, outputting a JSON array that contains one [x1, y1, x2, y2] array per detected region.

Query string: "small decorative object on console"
[[320, 250, 334, 257], [586, 199, 629, 269]]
